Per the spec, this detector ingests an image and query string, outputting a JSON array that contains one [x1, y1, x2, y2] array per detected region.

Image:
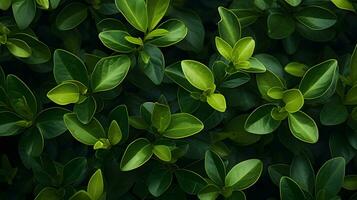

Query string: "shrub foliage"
[[0, 0, 357, 199]]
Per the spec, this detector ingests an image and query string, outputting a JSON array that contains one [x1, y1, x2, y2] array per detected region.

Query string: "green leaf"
[[147, 168, 172, 197], [146, 0, 170, 31], [47, 82, 80, 105], [147, 19, 188, 47], [13, 33, 51, 64], [56, 2, 88, 31], [120, 138, 153, 171], [344, 85, 357, 105], [282, 89, 304, 113], [91, 55, 131, 92], [245, 104, 281, 134], [145, 29, 169, 40], [315, 157, 345, 198], [268, 164, 290, 186], [343, 175, 357, 190], [284, 62, 308, 77], [175, 169, 207, 195], [331, 0, 356, 12], [288, 111, 318, 143], [34, 187, 62, 200], [0, 0, 11, 10], [207, 93, 227, 112], [108, 120, 122, 145], [153, 145, 171, 162], [165, 62, 200, 92], [350, 44, 357, 84], [299, 59, 338, 100], [320, 96, 348, 126], [242, 57, 266, 73], [224, 115, 261, 146], [63, 113, 106, 145], [63, 157, 87, 185], [162, 113, 204, 139], [109, 105, 129, 142], [256, 70, 285, 101], [12, 0, 36, 29], [69, 191, 91, 200], [87, 169, 104, 200], [226, 191, 246, 200], [152, 103, 171, 133], [0, 111, 26, 136], [19, 128, 44, 157], [36, 0, 49, 9], [280, 176, 306, 200], [6, 74, 37, 119], [36, 107, 70, 139], [198, 184, 220, 200], [290, 155, 315, 194], [215, 36, 232, 60], [99, 30, 137, 53], [115, 0, 148, 32], [6, 38, 32, 58], [53, 49, 89, 85], [232, 37, 255, 63], [217, 6, 241, 46], [73, 96, 97, 124], [124, 36, 143, 46], [295, 6, 337, 30], [138, 44, 165, 85], [225, 159, 263, 189], [267, 13, 295, 39], [181, 60, 215, 91], [205, 150, 226, 186], [284, 0, 301, 6], [267, 87, 284, 99]]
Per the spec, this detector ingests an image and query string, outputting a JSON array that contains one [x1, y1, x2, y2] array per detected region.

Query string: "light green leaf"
[[215, 36, 232, 60], [225, 159, 263, 189], [69, 190, 91, 200], [299, 59, 338, 100], [181, 60, 215, 91], [232, 37, 255, 63], [153, 145, 171, 162], [284, 0, 301, 6], [284, 62, 308, 77], [198, 184, 220, 200], [331, 0, 356, 12], [245, 104, 281, 134], [147, 0, 170, 31], [91, 55, 131, 92], [99, 30, 137, 53], [152, 103, 171, 133], [217, 6, 241, 46], [163, 113, 204, 139], [343, 175, 357, 190], [147, 19, 188, 47], [120, 138, 153, 171], [124, 36, 143, 46], [0, 0, 11, 10], [256, 70, 285, 101], [287, 111, 318, 143], [282, 89, 304, 113], [47, 82, 80, 105], [63, 113, 106, 145], [267, 87, 284, 99], [115, 0, 148, 32], [6, 38, 32, 58], [207, 93, 227, 112], [87, 169, 104, 200], [145, 29, 169, 40], [108, 120, 122, 145]]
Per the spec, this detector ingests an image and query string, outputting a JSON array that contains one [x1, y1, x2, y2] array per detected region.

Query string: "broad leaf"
[[288, 111, 318, 143], [115, 0, 148, 32], [162, 113, 204, 139], [245, 104, 281, 134], [120, 138, 153, 171], [217, 6, 241, 46], [205, 150, 226, 186], [225, 159, 263, 189], [181, 60, 215, 91]]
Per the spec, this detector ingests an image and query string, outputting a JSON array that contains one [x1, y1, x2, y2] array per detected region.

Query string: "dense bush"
[[0, 0, 357, 199]]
